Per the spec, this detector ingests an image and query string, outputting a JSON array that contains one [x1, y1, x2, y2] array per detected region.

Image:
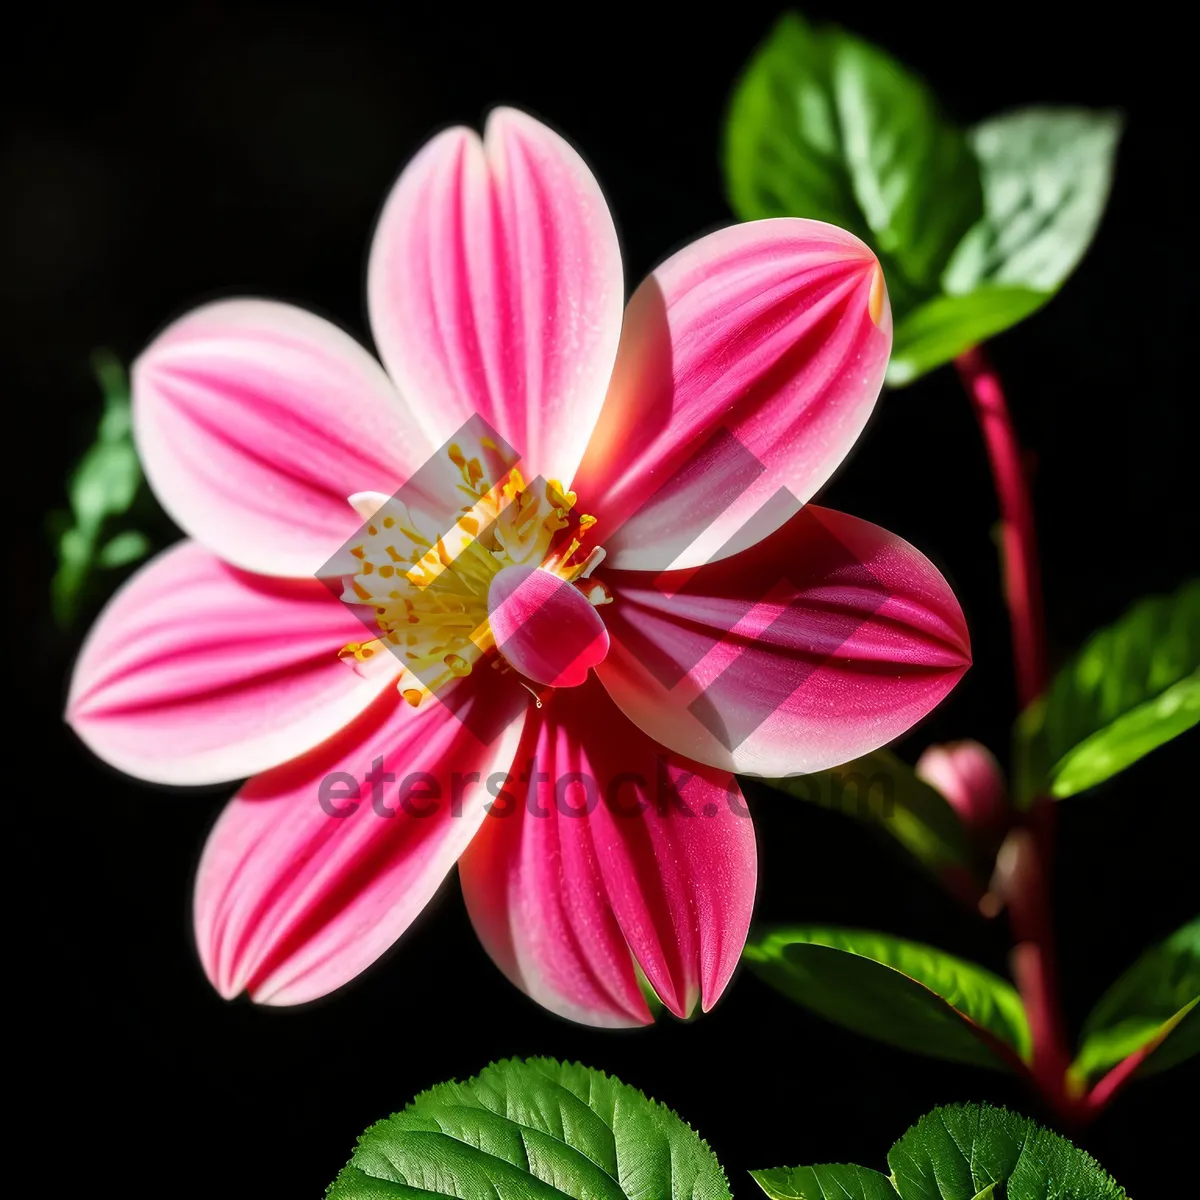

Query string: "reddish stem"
[[956, 347, 1079, 1119], [996, 829, 1075, 1119], [955, 346, 1046, 711]]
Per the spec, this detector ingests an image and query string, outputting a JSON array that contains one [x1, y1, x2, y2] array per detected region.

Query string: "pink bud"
[[916, 740, 1010, 844]]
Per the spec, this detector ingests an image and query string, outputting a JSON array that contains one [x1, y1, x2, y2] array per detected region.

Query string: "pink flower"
[[66, 109, 969, 1026]]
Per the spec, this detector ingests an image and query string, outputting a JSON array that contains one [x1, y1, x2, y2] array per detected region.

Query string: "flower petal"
[[195, 674, 528, 1005], [573, 218, 891, 571], [459, 681, 756, 1026], [134, 299, 431, 576], [368, 107, 624, 484], [66, 541, 398, 786], [595, 506, 970, 775]]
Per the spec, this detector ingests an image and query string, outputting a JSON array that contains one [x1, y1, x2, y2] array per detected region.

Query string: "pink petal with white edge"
[[459, 681, 756, 1027], [573, 219, 891, 571], [368, 107, 624, 485], [66, 541, 398, 786], [195, 673, 528, 1006], [596, 506, 970, 776], [134, 299, 431, 577]]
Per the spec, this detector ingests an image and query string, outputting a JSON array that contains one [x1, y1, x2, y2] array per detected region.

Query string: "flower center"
[[487, 565, 610, 688], [337, 443, 610, 706]]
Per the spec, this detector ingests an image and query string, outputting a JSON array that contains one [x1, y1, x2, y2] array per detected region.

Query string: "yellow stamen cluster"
[[338, 444, 599, 707]]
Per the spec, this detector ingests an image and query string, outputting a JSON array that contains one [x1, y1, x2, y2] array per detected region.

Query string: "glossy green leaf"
[[1016, 580, 1200, 800], [754, 1103, 1127, 1198], [326, 1057, 731, 1200], [765, 749, 971, 881], [884, 107, 1121, 384], [1073, 916, 1200, 1082], [50, 351, 153, 627], [744, 927, 1031, 1070], [887, 286, 1045, 386], [944, 108, 1123, 296], [724, 11, 981, 304], [885, 107, 1120, 384], [1143, 1003, 1200, 1076]]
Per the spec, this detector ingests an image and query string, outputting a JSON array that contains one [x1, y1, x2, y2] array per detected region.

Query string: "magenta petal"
[[574, 218, 891, 570], [459, 682, 756, 1026], [367, 108, 624, 484], [596, 506, 970, 775], [195, 676, 527, 1005], [66, 541, 398, 785], [134, 299, 430, 576]]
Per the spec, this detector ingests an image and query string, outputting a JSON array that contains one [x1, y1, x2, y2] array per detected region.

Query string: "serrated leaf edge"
[[327, 1056, 731, 1200]]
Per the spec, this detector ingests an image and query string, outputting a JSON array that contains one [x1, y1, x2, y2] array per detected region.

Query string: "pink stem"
[[955, 346, 1046, 710], [996, 828, 1075, 1119], [957, 347, 1078, 1118]]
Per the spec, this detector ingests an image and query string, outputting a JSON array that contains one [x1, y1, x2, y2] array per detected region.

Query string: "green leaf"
[[50, 351, 154, 628], [754, 1102, 1127, 1198], [888, 1103, 1127, 1198], [764, 749, 972, 881], [1073, 916, 1200, 1082], [1143, 1002, 1200, 1076], [724, 12, 982, 304], [886, 109, 1120, 384], [887, 286, 1046, 386], [944, 108, 1123, 296], [1016, 580, 1200, 800], [752, 1164, 895, 1200], [97, 529, 153, 568], [67, 352, 140, 536], [744, 927, 1031, 1070], [68, 439, 141, 538], [326, 1057, 731, 1200]]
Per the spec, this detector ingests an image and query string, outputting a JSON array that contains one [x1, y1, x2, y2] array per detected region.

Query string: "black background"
[[8, 4, 1197, 1195]]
